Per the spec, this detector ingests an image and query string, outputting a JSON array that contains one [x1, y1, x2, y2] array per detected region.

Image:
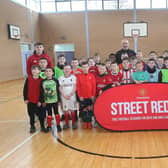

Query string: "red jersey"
[[109, 71, 123, 84], [23, 76, 42, 103], [89, 66, 98, 76], [71, 68, 83, 76], [95, 74, 112, 96], [77, 72, 96, 98], [120, 69, 133, 84], [119, 63, 131, 70], [27, 53, 53, 75]]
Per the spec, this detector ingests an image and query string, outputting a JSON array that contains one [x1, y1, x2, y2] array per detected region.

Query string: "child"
[[136, 50, 146, 70], [146, 58, 160, 82], [129, 56, 138, 72], [95, 63, 112, 96], [109, 62, 123, 86], [23, 65, 47, 133], [118, 52, 130, 70], [71, 58, 83, 75], [159, 57, 168, 83], [120, 58, 133, 84], [162, 50, 168, 58], [108, 53, 116, 63], [157, 56, 164, 69], [59, 65, 77, 129], [77, 62, 96, 129], [105, 59, 112, 74], [132, 61, 149, 84], [88, 58, 98, 76], [39, 57, 48, 79], [40, 67, 62, 132], [93, 53, 101, 64], [27, 42, 53, 76]]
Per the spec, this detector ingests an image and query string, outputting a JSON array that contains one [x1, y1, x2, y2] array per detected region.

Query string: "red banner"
[[94, 83, 168, 131]]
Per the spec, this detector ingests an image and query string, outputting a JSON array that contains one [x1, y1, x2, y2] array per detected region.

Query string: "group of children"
[[23, 42, 168, 133]]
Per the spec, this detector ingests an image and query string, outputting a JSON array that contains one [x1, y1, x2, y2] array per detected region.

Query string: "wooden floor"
[[1, 79, 168, 168]]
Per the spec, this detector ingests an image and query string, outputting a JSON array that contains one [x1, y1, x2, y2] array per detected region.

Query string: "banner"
[[94, 83, 168, 131]]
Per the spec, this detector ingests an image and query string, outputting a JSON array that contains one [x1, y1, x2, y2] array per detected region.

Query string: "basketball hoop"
[[14, 34, 18, 39], [132, 30, 139, 41]]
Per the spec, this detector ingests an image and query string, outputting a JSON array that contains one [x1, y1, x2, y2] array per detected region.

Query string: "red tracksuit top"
[[89, 66, 98, 77], [95, 74, 112, 96], [23, 76, 42, 103], [27, 53, 53, 76], [77, 72, 96, 98], [109, 71, 123, 84]]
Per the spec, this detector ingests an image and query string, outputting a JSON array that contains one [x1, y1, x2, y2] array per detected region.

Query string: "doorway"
[[21, 43, 33, 77], [54, 44, 75, 65]]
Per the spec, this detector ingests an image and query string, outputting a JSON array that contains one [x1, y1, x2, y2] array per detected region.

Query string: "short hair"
[[136, 61, 143, 65], [164, 57, 168, 62], [39, 57, 48, 62], [45, 67, 54, 72], [148, 58, 155, 62], [162, 50, 168, 54], [121, 51, 128, 55], [58, 54, 65, 58], [64, 64, 71, 68], [158, 56, 164, 59], [31, 65, 41, 71], [105, 59, 111, 62], [129, 55, 137, 60], [100, 63, 106, 66], [88, 57, 95, 61], [34, 42, 44, 46], [111, 62, 118, 65], [71, 58, 78, 61], [149, 51, 157, 55], [108, 53, 116, 58], [122, 57, 129, 62], [81, 61, 88, 66]]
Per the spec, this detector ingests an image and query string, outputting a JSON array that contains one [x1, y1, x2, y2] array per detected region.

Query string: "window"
[[87, 0, 102, 10], [103, 0, 118, 10], [56, 1, 71, 12], [152, 0, 166, 8], [72, 0, 85, 11], [41, 1, 56, 12], [119, 0, 134, 9], [27, 0, 40, 12], [11, 0, 26, 6], [136, 0, 151, 9]]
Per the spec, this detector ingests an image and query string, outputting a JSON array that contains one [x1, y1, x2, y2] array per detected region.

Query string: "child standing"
[[39, 57, 48, 79], [132, 61, 149, 84], [40, 67, 62, 132], [77, 62, 96, 129], [59, 65, 77, 129], [159, 57, 168, 83], [23, 65, 47, 133]]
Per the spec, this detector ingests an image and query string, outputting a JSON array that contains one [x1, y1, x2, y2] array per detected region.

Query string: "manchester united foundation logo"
[[139, 88, 147, 96]]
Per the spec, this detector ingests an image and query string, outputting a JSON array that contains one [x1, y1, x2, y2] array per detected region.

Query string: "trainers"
[[46, 126, 51, 131], [30, 126, 36, 133], [41, 127, 49, 133], [61, 115, 65, 121], [57, 125, 62, 132], [72, 123, 77, 129], [83, 122, 87, 129], [88, 122, 92, 129], [63, 124, 69, 130]]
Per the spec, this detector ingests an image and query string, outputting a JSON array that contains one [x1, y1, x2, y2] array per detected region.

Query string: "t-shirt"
[[132, 71, 149, 82], [59, 75, 76, 95]]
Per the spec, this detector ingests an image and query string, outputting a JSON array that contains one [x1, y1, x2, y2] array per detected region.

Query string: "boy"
[[88, 58, 98, 77], [23, 65, 47, 133], [40, 67, 62, 132], [118, 52, 130, 70], [96, 63, 112, 96], [120, 58, 133, 84], [77, 62, 96, 129], [109, 62, 123, 86], [105, 59, 112, 74], [159, 57, 168, 83], [129, 56, 138, 72], [146, 58, 159, 82], [27, 42, 53, 76], [136, 50, 146, 70], [39, 57, 48, 79], [71, 58, 83, 75], [132, 61, 149, 84], [157, 56, 164, 69], [93, 53, 101, 64], [59, 65, 77, 129], [108, 53, 116, 63]]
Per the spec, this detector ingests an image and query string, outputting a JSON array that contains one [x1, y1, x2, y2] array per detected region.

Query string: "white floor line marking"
[[0, 130, 40, 162], [0, 120, 28, 124]]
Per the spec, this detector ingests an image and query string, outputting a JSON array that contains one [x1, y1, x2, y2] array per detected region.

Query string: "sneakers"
[[83, 122, 87, 129], [41, 127, 49, 133], [30, 126, 36, 133], [63, 124, 69, 130], [46, 126, 52, 131], [72, 123, 77, 129], [88, 122, 92, 129], [57, 125, 62, 132]]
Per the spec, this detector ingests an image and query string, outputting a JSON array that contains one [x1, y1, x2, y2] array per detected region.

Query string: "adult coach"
[[115, 39, 136, 64], [27, 42, 53, 76]]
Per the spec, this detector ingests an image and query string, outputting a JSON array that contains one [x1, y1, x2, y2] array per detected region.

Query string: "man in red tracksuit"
[[77, 62, 96, 129], [27, 42, 53, 76]]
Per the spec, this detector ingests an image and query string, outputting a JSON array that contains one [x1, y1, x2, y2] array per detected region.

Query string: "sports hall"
[[1, 0, 168, 167]]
